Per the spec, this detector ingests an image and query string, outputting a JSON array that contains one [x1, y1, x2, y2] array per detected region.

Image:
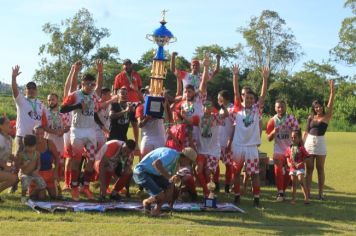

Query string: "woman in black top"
[[303, 80, 335, 200]]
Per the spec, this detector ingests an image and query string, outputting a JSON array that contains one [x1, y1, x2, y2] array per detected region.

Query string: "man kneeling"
[[133, 147, 197, 216]]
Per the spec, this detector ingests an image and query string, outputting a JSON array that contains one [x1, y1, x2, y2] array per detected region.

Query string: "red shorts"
[[196, 154, 219, 172], [30, 169, 55, 192]]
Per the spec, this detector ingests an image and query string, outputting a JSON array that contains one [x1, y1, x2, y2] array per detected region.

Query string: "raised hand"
[[261, 66, 269, 80], [12, 65, 21, 79], [216, 54, 221, 61], [172, 51, 178, 57], [202, 53, 211, 67], [232, 64, 239, 76], [73, 61, 82, 74], [329, 80, 335, 91], [96, 59, 104, 74]]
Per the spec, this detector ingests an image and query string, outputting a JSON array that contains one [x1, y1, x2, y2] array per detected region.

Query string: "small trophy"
[[145, 10, 177, 118], [204, 173, 217, 208]]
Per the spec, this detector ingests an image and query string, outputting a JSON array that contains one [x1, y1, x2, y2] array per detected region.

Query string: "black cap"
[[123, 59, 132, 65], [26, 82, 37, 89]]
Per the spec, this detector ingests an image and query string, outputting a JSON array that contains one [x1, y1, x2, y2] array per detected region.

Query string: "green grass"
[[1, 132, 355, 235]]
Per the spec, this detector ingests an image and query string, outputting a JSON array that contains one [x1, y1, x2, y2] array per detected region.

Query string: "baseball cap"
[[26, 82, 37, 89], [123, 59, 132, 65], [181, 147, 197, 163]]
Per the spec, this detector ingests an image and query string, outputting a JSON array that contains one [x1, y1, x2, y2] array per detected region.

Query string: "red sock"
[[197, 172, 208, 196], [65, 170, 71, 187], [113, 173, 132, 192], [71, 170, 80, 187], [274, 164, 284, 192], [213, 165, 220, 183], [184, 175, 197, 194], [252, 184, 260, 197], [225, 164, 233, 184]]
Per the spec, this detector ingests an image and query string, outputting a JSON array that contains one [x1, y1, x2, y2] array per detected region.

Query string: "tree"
[[330, 0, 356, 66], [237, 10, 303, 73], [34, 8, 119, 94]]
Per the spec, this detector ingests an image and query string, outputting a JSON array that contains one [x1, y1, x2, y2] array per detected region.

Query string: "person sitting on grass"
[[18, 135, 46, 203], [286, 129, 310, 205], [133, 147, 197, 217], [0, 116, 18, 202]]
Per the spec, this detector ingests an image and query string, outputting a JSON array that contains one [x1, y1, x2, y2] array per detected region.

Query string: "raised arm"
[[11, 65, 21, 98], [63, 65, 74, 98], [95, 59, 104, 96], [232, 64, 240, 102], [199, 53, 210, 94], [70, 61, 82, 94], [326, 80, 335, 119], [211, 54, 221, 79], [259, 66, 269, 107]]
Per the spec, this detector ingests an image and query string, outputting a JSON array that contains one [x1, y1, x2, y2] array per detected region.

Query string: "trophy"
[[144, 10, 177, 118], [204, 173, 217, 208]]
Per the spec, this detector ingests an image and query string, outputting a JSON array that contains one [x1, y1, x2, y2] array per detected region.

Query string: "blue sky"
[[0, 0, 354, 85]]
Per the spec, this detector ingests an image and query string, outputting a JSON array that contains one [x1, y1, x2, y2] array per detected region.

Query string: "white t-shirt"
[[14, 94, 46, 137], [232, 103, 261, 147], [176, 70, 212, 91]]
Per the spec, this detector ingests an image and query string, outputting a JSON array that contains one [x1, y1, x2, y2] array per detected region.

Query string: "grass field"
[[0, 132, 355, 235]]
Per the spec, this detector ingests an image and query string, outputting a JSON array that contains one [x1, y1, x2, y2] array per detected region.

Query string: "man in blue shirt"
[[133, 147, 197, 216]]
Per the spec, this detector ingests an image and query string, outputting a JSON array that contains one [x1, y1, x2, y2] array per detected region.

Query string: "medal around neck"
[[144, 10, 176, 118]]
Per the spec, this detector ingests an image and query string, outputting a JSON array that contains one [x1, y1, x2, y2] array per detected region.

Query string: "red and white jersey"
[[135, 104, 166, 139], [176, 70, 212, 91], [63, 90, 99, 129], [232, 103, 262, 147], [44, 108, 68, 155], [266, 114, 299, 154], [219, 103, 235, 148], [14, 94, 47, 137], [95, 140, 124, 170], [193, 113, 224, 157]]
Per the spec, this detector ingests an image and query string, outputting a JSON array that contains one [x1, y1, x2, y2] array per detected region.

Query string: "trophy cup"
[[144, 10, 177, 118], [204, 173, 217, 208]]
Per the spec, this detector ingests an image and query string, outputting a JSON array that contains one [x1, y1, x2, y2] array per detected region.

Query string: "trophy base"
[[204, 197, 217, 208], [144, 95, 164, 118]]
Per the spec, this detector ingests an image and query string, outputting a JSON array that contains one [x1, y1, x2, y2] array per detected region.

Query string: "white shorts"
[[70, 127, 97, 161], [304, 134, 327, 156], [289, 169, 305, 176], [46, 133, 64, 156], [231, 145, 259, 175], [140, 135, 165, 155]]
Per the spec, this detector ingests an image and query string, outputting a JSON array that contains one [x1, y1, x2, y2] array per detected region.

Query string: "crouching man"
[[133, 147, 197, 216]]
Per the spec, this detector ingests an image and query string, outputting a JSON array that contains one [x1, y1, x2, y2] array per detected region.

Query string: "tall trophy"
[[144, 10, 177, 118], [204, 173, 217, 208]]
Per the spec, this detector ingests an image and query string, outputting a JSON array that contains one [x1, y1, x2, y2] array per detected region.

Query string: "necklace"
[[188, 73, 199, 88], [275, 114, 287, 127], [26, 97, 37, 114], [291, 145, 298, 162], [200, 115, 212, 138], [243, 107, 254, 127], [49, 108, 61, 129]]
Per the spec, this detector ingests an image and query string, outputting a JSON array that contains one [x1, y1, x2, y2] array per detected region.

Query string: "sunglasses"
[[84, 82, 96, 87]]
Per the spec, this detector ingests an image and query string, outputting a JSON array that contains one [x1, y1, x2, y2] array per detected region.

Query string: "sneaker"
[[110, 192, 121, 201], [62, 185, 71, 192], [224, 184, 230, 193], [234, 195, 241, 205], [71, 187, 80, 201], [21, 196, 28, 204], [82, 187, 95, 200], [253, 197, 261, 208], [276, 193, 284, 202]]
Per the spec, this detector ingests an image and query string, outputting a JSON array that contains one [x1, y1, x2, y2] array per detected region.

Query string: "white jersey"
[[96, 105, 110, 131], [196, 113, 223, 157], [14, 94, 46, 137], [63, 90, 99, 129], [176, 70, 213, 91], [219, 103, 235, 148], [232, 103, 261, 147]]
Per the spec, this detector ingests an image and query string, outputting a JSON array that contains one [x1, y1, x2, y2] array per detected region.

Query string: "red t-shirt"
[[286, 145, 309, 171], [113, 70, 142, 102]]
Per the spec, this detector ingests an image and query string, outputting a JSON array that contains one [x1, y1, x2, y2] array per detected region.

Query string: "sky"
[[0, 0, 354, 85]]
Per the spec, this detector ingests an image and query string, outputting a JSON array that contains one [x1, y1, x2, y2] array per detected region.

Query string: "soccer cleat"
[[110, 192, 121, 201], [9, 185, 17, 194], [71, 187, 80, 201], [82, 187, 95, 200], [224, 184, 230, 193], [234, 195, 241, 205], [276, 193, 284, 202]]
